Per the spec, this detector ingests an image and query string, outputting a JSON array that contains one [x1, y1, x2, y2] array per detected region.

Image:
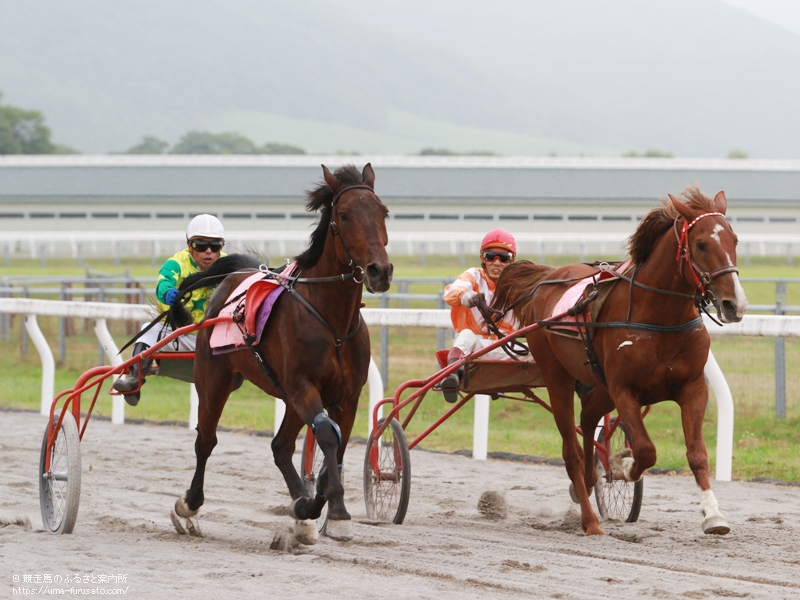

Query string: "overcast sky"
[[722, 0, 800, 35]]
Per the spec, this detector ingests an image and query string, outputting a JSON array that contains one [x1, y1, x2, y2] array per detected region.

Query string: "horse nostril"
[[367, 263, 392, 282], [722, 300, 735, 315]]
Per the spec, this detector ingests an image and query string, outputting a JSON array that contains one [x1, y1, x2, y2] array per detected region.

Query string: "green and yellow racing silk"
[[155, 248, 226, 323]]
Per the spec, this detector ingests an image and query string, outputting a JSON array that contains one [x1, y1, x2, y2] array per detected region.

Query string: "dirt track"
[[3, 408, 800, 599]]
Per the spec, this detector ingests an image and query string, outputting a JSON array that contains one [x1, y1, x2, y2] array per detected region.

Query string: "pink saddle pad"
[[549, 260, 632, 331], [209, 265, 293, 354]]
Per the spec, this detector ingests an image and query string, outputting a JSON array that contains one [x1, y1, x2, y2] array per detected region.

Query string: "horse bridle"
[[673, 211, 739, 303], [328, 184, 382, 287]]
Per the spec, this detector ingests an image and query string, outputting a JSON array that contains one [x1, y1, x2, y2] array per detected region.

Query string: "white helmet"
[[186, 214, 225, 240]]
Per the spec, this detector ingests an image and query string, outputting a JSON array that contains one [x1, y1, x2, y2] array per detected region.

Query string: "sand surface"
[[2, 408, 800, 599]]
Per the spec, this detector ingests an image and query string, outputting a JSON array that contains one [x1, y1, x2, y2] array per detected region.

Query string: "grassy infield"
[[1, 255, 799, 482]]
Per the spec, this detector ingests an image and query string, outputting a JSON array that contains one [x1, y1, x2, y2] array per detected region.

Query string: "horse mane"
[[491, 260, 555, 327], [627, 186, 716, 265], [294, 164, 366, 268], [169, 253, 262, 328]]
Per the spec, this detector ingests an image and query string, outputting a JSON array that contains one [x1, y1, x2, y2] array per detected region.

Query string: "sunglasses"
[[189, 240, 224, 253], [482, 251, 514, 263]]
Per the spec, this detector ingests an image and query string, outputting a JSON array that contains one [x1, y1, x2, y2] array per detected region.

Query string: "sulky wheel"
[[39, 410, 82, 534], [299, 426, 339, 534], [594, 419, 643, 523], [363, 417, 411, 524]]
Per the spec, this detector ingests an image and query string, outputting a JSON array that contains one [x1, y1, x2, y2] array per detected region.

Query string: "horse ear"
[[669, 193, 694, 222], [321, 164, 340, 192], [361, 163, 375, 188], [713, 190, 728, 215]]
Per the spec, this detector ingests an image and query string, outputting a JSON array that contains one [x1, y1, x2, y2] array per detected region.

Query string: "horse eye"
[[696, 240, 707, 252], [338, 211, 348, 222]]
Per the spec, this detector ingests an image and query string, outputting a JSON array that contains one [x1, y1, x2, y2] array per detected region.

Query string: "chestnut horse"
[[168, 163, 392, 543], [493, 188, 747, 536]]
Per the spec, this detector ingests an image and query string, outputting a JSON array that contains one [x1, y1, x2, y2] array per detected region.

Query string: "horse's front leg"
[[271, 405, 321, 546], [677, 381, 730, 535], [609, 389, 657, 483], [309, 409, 353, 541]]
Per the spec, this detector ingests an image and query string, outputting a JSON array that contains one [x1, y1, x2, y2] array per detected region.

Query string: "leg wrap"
[[312, 412, 342, 446]]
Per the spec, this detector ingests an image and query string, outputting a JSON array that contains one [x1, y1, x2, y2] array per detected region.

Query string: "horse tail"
[[492, 260, 555, 327], [168, 253, 262, 329]]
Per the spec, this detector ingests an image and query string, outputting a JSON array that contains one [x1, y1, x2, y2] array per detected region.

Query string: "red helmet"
[[480, 228, 516, 254]]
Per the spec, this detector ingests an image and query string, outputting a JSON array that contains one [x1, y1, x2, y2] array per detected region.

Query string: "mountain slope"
[[1, 0, 799, 157]]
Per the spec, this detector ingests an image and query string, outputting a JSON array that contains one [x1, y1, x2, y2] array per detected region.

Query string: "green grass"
[[2, 255, 799, 482]]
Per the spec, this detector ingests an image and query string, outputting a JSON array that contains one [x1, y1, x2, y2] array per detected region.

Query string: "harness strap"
[[539, 316, 704, 333], [242, 332, 288, 399]]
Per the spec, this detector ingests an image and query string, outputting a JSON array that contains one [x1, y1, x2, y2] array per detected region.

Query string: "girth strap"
[[242, 331, 288, 399]]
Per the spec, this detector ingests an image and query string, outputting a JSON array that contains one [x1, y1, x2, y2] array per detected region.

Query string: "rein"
[[501, 210, 738, 328]]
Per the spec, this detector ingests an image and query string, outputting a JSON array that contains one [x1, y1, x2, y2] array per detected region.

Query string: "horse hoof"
[[293, 519, 319, 546], [171, 498, 202, 537], [325, 519, 354, 541], [568, 482, 579, 504], [271, 527, 308, 554], [170, 506, 202, 537], [702, 516, 731, 535], [608, 448, 632, 471], [584, 525, 606, 536]]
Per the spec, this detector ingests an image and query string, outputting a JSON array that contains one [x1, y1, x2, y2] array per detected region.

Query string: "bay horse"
[[167, 163, 392, 543], [493, 188, 747, 536]]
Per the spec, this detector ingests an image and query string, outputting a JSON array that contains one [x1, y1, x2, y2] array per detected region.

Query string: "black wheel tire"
[[39, 410, 82, 534], [594, 419, 643, 523], [299, 427, 336, 534], [363, 417, 411, 524]]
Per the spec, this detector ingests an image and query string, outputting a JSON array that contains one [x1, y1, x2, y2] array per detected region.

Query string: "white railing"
[[4, 299, 799, 480], [4, 230, 800, 262]]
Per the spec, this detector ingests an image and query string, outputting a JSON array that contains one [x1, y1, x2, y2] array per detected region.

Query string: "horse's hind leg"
[[677, 382, 730, 535], [577, 386, 615, 496], [539, 360, 605, 536]]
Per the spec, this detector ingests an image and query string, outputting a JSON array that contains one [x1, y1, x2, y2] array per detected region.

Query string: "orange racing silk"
[[443, 267, 517, 339]]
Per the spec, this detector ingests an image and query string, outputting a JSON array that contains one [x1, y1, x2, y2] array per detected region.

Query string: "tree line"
[[0, 92, 749, 158]]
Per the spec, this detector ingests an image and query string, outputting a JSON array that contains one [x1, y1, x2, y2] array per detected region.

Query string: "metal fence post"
[[437, 291, 446, 351], [0, 276, 9, 339], [380, 294, 389, 392], [97, 285, 106, 365], [775, 280, 787, 418], [59, 283, 67, 364], [21, 285, 29, 356]]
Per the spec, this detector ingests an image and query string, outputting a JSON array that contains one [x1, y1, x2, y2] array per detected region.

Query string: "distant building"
[[1, 155, 798, 236]]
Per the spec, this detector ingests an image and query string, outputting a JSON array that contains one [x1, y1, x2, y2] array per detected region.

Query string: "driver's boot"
[[112, 342, 152, 406], [440, 347, 465, 404]]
